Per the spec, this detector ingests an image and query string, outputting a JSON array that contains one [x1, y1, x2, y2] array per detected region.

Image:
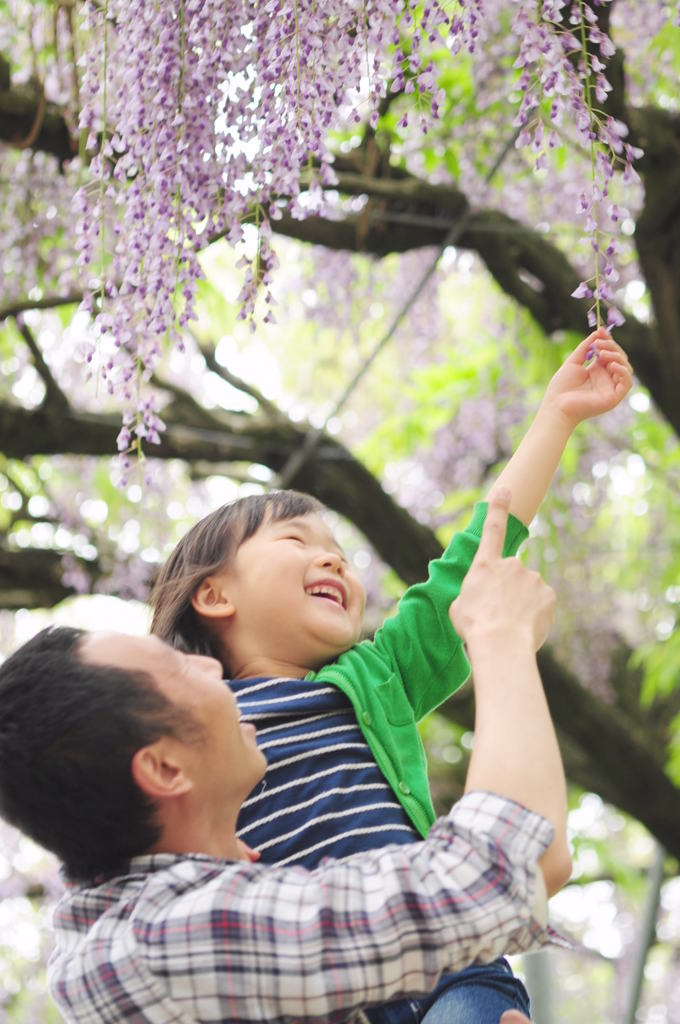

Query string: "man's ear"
[[191, 576, 236, 620], [131, 739, 193, 801]]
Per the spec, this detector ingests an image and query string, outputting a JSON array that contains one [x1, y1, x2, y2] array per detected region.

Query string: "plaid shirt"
[[48, 792, 555, 1024]]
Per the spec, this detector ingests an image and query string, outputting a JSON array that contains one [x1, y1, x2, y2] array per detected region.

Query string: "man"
[[0, 489, 570, 1022]]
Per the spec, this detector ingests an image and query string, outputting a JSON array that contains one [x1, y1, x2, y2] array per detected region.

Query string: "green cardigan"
[[307, 502, 529, 837]]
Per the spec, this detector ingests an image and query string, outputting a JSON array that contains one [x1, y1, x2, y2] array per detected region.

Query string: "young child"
[[150, 328, 632, 1024]]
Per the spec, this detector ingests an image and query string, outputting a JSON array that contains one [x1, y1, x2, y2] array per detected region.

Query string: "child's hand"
[[542, 327, 633, 427], [235, 838, 261, 863]]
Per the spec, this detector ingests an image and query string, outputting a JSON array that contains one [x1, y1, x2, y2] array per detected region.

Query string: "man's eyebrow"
[[151, 633, 178, 657], [164, 643, 187, 673]]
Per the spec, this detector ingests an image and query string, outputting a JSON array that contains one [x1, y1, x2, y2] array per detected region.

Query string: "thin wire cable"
[[276, 128, 520, 489]]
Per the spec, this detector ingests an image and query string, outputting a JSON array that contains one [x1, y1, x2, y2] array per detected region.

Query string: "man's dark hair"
[[150, 489, 322, 665], [0, 626, 198, 881]]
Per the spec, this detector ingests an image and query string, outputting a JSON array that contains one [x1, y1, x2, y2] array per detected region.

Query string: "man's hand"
[[455, 488, 571, 894], [542, 326, 633, 428], [499, 1014, 531, 1024], [449, 488, 555, 652]]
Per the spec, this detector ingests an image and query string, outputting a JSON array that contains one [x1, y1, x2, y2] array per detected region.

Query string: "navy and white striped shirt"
[[233, 676, 419, 868]]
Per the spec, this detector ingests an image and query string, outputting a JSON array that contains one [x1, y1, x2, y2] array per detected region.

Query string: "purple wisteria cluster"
[[0, 2, 83, 307], [73, 0, 452, 471], [510, 0, 640, 328], [70, 0, 676, 464]]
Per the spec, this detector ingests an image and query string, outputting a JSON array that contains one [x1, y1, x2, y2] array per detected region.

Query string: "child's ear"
[[191, 576, 236, 620]]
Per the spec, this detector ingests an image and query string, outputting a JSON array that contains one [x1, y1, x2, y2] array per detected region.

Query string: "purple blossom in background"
[[74, 0, 456, 464], [1, 0, 675, 464], [509, 0, 635, 329]]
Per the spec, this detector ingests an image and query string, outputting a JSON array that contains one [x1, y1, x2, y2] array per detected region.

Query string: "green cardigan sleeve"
[[342, 502, 528, 721], [308, 502, 529, 835]]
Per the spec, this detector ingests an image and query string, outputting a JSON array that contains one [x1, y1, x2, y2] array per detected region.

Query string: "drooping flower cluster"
[[2, 0, 677, 468], [0, 149, 80, 307], [510, 0, 640, 328], [73, 0, 453, 469]]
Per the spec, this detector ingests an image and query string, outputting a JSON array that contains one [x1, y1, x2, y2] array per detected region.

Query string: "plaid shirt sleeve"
[[50, 792, 556, 1024]]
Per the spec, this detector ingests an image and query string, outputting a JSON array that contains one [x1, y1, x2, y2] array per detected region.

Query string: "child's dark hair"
[[0, 626, 199, 881], [150, 490, 323, 662]]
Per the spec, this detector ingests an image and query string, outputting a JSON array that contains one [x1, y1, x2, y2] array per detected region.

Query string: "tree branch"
[[270, 201, 669, 426], [1, 390, 678, 858], [0, 80, 75, 162], [7, 526, 678, 860], [0, 547, 85, 609], [437, 645, 680, 859], [150, 374, 226, 430], [196, 337, 284, 420], [14, 315, 70, 411], [0, 292, 83, 321], [0, 400, 443, 584]]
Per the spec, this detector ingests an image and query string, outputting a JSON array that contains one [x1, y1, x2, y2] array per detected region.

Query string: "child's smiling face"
[[192, 512, 366, 679]]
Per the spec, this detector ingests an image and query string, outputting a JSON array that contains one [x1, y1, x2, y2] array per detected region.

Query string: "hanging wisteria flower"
[[54, 0, 676, 473], [509, 0, 639, 328], [73, 0, 457, 473]]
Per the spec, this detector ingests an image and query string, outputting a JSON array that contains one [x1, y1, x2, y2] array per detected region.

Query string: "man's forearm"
[[240, 795, 554, 1020], [463, 629, 571, 895]]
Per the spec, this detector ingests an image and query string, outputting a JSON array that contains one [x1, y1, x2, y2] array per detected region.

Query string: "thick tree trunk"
[[2, 398, 678, 861]]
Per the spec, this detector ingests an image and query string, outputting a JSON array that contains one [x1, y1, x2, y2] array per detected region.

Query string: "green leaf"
[[631, 630, 680, 708]]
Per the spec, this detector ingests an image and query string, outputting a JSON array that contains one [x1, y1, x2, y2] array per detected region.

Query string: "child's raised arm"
[[492, 327, 633, 526]]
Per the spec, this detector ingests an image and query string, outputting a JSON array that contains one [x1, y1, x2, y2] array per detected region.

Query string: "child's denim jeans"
[[364, 958, 531, 1024]]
